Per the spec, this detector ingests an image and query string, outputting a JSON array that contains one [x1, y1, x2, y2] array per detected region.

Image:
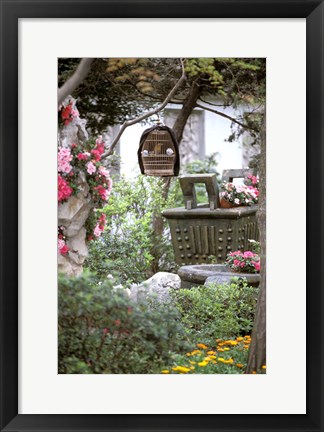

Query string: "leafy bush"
[[58, 272, 192, 374], [172, 279, 258, 345], [85, 174, 178, 284]]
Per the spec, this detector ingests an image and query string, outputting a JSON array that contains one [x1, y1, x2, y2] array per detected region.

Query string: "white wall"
[[118, 103, 247, 178]]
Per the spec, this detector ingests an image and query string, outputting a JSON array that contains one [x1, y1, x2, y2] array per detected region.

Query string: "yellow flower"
[[236, 337, 244, 342], [198, 361, 208, 367], [186, 353, 191, 357], [236, 363, 244, 368], [207, 351, 216, 355], [190, 349, 201, 356], [230, 341, 238, 346], [244, 345, 250, 349], [190, 366, 195, 370], [216, 338, 222, 342], [262, 365, 266, 370], [197, 343, 208, 349], [189, 360, 196, 365], [172, 366, 191, 373], [208, 355, 217, 360], [218, 348, 224, 352], [224, 348, 230, 351], [218, 342, 225, 347], [218, 357, 234, 364], [252, 371, 257, 374], [161, 370, 170, 374]]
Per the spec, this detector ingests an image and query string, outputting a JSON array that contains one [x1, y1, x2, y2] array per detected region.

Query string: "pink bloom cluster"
[[86, 161, 97, 174], [245, 174, 259, 188], [58, 147, 73, 174], [58, 175, 73, 202], [225, 250, 260, 273], [91, 136, 105, 162], [58, 226, 69, 255], [93, 213, 107, 238], [58, 238, 69, 255], [94, 182, 113, 202]]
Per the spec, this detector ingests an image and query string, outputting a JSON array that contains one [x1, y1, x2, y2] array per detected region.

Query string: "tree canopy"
[[58, 57, 265, 140]]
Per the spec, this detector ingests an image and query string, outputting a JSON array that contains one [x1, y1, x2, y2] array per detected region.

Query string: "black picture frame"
[[1, 1, 323, 431]]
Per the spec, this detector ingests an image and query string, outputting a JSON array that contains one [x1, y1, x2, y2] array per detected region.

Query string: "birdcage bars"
[[138, 125, 180, 177]]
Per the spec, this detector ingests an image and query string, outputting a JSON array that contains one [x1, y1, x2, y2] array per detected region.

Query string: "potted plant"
[[219, 176, 259, 208], [225, 250, 260, 273]]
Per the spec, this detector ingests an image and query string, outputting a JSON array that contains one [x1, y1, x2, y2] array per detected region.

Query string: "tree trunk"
[[150, 81, 201, 274], [150, 179, 171, 275], [246, 109, 266, 373], [172, 80, 200, 142]]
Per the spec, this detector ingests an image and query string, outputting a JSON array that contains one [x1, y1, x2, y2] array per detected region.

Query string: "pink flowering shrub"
[[58, 102, 113, 254], [220, 176, 259, 206], [225, 250, 260, 273]]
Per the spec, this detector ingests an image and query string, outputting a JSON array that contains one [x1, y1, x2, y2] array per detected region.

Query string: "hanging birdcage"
[[138, 124, 180, 177]]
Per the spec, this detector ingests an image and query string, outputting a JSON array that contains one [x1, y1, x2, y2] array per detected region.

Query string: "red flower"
[[58, 175, 73, 202], [61, 103, 72, 120], [91, 149, 101, 162], [60, 244, 69, 255], [77, 153, 89, 160]]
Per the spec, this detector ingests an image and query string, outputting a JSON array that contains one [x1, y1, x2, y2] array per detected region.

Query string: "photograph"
[[57, 57, 266, 375], [1, 0, 323, 428]]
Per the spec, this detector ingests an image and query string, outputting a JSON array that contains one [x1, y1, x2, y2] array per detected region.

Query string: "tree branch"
[[103, 59, 186, 158], [195, 102, 258, 132], [58, 58, 94, 108], [198, 95, 234, 108]]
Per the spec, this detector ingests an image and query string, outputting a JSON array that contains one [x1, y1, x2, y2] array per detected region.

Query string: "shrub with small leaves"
[[58, 272, 192, 374], [172, 279, 258, 345], [85, 174, 178, 284]]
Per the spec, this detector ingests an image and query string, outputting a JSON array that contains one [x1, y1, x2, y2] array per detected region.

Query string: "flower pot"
[[220, 197, 236, 208]]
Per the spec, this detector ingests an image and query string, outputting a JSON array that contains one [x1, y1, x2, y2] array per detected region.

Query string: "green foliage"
[[58, 272, 192, 374], [172, 280, 258, 345], [85, 175, 178, 284], [248, 239, 261, 254]]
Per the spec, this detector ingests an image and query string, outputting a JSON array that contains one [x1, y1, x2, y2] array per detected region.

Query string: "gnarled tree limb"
[[58, 58, 94, 108], [103, 59, 186, 158], [196, 102, 258, 132]]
